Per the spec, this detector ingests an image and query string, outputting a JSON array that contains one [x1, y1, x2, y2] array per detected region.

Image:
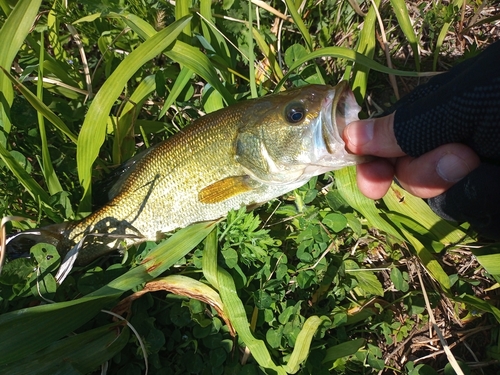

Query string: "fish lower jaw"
[[308, 145, 368, 172]]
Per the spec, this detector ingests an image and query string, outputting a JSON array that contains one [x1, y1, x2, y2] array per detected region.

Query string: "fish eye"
[[285, 103, 305, 124]]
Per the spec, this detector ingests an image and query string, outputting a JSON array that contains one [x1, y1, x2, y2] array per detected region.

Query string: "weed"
[[0, 1, 499, 374]]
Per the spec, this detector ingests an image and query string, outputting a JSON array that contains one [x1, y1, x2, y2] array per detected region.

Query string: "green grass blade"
[[414, 245, 451, 294], [284, 316, 327, 374], [0, 0, 10, 16], [90, 221, 217, 297], [389, 217, 452, 294], [337, 169, 452, 293], [0, 141, 51, 205], [175, 0, 192, 40], [141, 221, 217, 279], [202, 83, 225, 113], [351, 0, 381, 101], [247, 1, 257, 98], [252, 27, 284, 81], [2, 323, 129, 375], [114, 13, 236, 105], [158, 66, 193, 120], [433, 24, 450, 70], [202, 228, 220, 289], [470, 244, 500, 276], [76, 16, 192, 210], [335, 167, 404, 241], [72, 12, 101, 24], [48, 0, 65, 63], [390, 0, 420, 71], [165, 42, 236, 105], [454, 294, 500, 323], [0, 295, 118, 366], [283, 0, 325, 83], [0, 0, 42, 135], [0, 66, 78, 143], [217, 266, 287, 375], [383, 184, 467, 246], [384, 211, 446, 253], [121, 74, 157, 121], [113, 12, 156, 39], [283, 0, 312, 51], [433, 0, 464, 70], [0, 222, 216, 366], [42, 59, 83, 90], [113, 74, 156, 164], [277, 46, 421, 90], [199, 0, 233, 76], [37, 31, 63, 195], [322, 338, 366, 364], [199, 0, 214, 43], [149, 275, 225, 314], [23, 33, 83, 92]]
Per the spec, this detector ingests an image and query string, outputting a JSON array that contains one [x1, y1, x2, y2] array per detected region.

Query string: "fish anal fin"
[[198, 176, 254, 204]]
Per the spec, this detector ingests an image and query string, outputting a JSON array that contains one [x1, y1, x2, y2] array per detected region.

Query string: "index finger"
[[343, 113, 406, 158]]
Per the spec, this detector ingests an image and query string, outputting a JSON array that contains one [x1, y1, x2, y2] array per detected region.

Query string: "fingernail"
[[345, 119, 374, 147], [436, 154, 470, 182]]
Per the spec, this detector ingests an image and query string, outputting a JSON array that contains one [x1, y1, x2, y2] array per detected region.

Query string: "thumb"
[[343, 113, 406, 157]]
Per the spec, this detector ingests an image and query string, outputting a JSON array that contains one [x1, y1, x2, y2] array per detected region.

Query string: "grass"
[[0, 0, 499, 374]]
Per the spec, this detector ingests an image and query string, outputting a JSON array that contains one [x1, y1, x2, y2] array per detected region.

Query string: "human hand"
[[341, 41, 500, 239], [343, 116, 500, 240], [343, 113, 481, 200]]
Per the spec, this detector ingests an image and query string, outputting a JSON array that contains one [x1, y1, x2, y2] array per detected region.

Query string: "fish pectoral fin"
[[198, 176, 254, 204]]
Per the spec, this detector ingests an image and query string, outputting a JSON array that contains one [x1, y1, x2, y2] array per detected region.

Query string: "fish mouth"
[[322, 81, 361, 154]]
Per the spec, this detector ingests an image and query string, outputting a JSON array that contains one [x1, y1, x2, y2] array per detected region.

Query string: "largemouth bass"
[[7, 82, 365, 265]]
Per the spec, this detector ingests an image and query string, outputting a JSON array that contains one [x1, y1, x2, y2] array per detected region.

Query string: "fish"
[[6, 82, 366, 266]]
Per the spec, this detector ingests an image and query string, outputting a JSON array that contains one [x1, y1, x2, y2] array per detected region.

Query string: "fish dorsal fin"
[[198, 176, 254, 204]]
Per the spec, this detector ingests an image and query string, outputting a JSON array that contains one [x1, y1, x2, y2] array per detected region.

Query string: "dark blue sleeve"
[[387, 41, 500, 239], [392, 40, 500, 161], [427, 164, 500, 240]]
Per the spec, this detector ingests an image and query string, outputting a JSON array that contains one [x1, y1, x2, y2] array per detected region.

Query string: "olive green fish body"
[[65, 105, 280, 262], [8, 83, 366, 265]]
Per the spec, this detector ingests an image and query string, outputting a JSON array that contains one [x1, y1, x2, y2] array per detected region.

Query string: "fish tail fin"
[[5, 222, 73, 260]]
